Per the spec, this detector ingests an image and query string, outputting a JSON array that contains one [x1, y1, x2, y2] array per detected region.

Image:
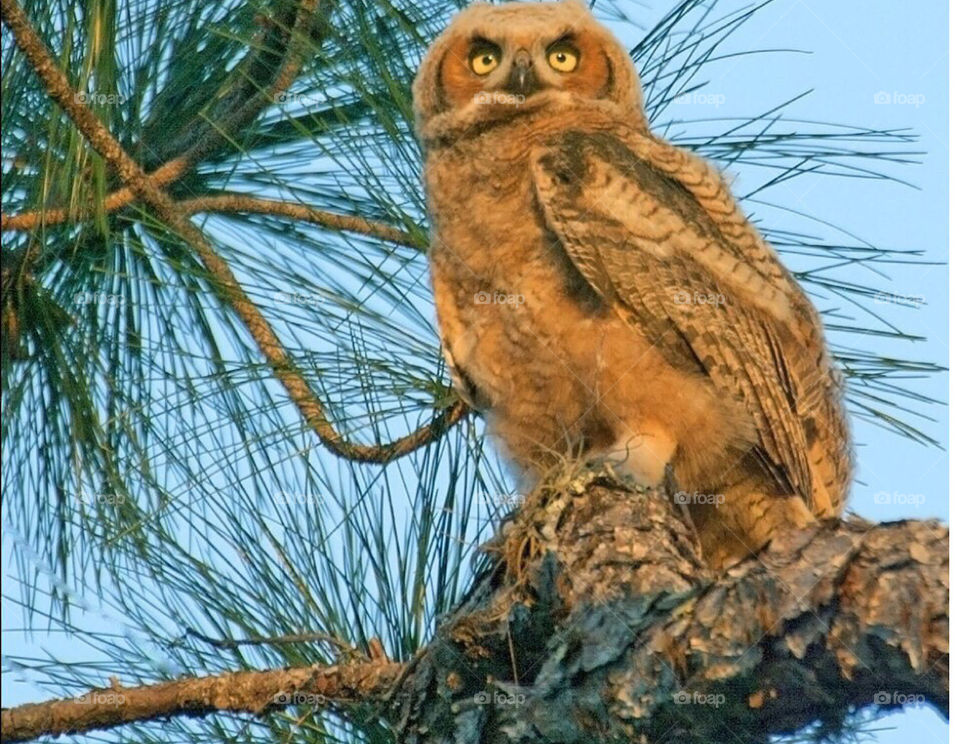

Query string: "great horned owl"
[[413, 0, 852, 567]]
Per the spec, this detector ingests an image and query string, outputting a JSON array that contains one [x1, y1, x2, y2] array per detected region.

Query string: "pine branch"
[[0, 158, 179, 231], [0, 0, 466, 464], [0, 0, 323, 233], [176, 194, 419, 248], [2, 191, 419, 251], [0, 659, 401, 742], [2, 473, 946, 742]]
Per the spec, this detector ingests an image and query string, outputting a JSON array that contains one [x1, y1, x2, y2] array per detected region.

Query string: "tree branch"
[[1, 158, 179, 232], [392, 473, 948, 743], [0, 0, 466, 464], [1, 474, 946, 742], [0, 660, 401, 742]]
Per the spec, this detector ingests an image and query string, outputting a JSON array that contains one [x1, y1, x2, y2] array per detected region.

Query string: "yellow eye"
[[547, 45, 579, 73], [470, 47, 501, 76]]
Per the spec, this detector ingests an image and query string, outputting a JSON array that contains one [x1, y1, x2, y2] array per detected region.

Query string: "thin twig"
[[178, 193, 421, 249], [2, 159, 180, 231], [0, 0, 467, 464], [3, 192, 422, 249], [185, 627, 353, 653]]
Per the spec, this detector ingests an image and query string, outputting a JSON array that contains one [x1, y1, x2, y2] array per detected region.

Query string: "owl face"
[[414, 0, 646, 139], [436, 16, 613, 108]]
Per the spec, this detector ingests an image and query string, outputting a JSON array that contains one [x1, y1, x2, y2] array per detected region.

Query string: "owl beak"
[[506, 50, 540, 97]]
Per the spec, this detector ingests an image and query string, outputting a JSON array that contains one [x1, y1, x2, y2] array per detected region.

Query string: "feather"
[[531, 130, 850, 511]]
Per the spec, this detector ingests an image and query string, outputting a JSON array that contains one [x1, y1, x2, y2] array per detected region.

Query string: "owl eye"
[[546, 42, 579, 73], [469, 44, 502, 76]]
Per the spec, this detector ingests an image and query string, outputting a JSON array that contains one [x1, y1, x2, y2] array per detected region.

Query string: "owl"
[[413, 0, 852, 567]]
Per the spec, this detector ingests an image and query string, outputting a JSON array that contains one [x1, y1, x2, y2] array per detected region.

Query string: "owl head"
[[413, 0, 647, 141]]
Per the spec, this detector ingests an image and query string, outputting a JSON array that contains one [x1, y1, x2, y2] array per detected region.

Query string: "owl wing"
[[530, 130, 849, 515]]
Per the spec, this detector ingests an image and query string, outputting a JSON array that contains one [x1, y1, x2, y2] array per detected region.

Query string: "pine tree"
[[1, 1, 945, 741]]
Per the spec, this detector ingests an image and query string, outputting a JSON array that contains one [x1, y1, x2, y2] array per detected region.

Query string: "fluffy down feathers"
[[415, 0, 851, 567]]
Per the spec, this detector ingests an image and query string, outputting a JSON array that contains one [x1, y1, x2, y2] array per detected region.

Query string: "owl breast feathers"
[[413, 0, 852, 567]]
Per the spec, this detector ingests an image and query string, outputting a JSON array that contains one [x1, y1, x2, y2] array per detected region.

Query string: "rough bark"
[[389, 471, 948, 743]]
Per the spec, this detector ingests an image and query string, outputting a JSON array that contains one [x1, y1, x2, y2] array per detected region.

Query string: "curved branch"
[[0, 0, 323, 233], [0, 0, 465, 464], [0, 660, 401, 742]]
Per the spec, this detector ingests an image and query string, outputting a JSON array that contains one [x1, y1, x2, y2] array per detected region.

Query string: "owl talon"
[[581, 456, 641, 491]]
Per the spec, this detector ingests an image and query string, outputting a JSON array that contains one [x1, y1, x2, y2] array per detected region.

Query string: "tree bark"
[[389, 471, 948, 743]]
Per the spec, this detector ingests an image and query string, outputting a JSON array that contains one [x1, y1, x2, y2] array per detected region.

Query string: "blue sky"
[[1, 0, 948, 741]]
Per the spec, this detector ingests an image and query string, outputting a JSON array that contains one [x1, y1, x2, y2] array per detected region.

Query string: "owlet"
[[413, 0, 852, 567]]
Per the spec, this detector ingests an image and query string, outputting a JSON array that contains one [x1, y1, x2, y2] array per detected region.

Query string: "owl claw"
[[582, 455, 647, 492]]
